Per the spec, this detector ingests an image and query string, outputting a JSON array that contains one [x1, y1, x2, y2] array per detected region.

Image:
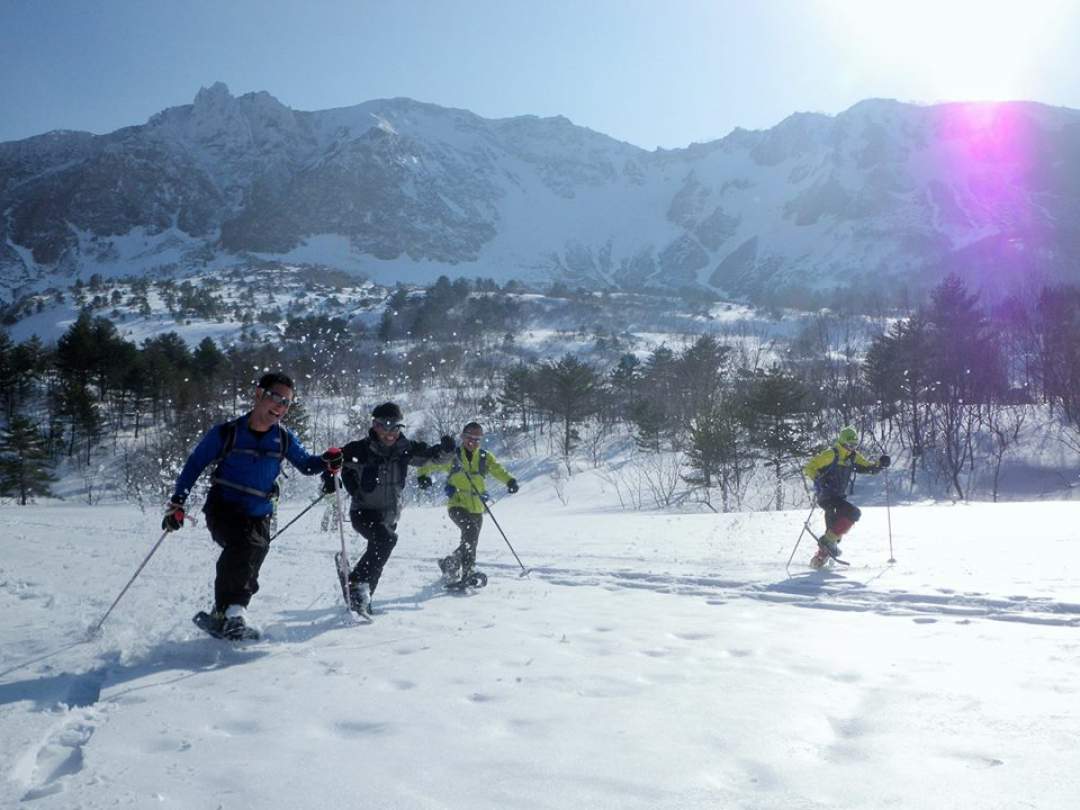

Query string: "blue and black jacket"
[[171, 414, 323, 518]]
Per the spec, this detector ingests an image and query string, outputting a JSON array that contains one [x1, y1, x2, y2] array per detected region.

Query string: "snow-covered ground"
[[3, 488, 1079, 809]]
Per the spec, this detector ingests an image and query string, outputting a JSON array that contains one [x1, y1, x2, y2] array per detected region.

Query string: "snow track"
[[496, 561, 1080, 627]]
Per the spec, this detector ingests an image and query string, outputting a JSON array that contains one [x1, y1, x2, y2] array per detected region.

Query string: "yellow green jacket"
[[419, 447, 513, 514], [803, 443, 878, 499]]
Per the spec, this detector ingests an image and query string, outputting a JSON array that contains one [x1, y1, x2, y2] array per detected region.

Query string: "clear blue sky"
[[2, 0, 1078, 149]]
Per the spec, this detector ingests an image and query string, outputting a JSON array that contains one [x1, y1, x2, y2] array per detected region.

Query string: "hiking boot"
[[349, 581, 372, 615], [439, 554, 461, 581], [819, 535, 841, 557], [221, 604, 250, 640]]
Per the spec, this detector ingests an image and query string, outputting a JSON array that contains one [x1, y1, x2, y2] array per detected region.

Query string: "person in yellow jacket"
[[803, 426, 889, 568], [417, 421, 519, 583]]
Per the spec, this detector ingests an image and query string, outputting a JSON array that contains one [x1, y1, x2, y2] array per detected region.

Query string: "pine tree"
[[533, 355, 600, 468], [630, 346, 679, 451], [629, 399, 665, 453], [608, 353, 642, 420], [865, 312, 932, 488], [7, 336, 49, 419], [926, 275, 1006, 500], [0, 415, 57, 504], [684, 403, 750, 513], [192, 336, 225, 380], [743, 368, 817, 510], [498, 364, 534, 433], [0, 332, 13, 418], [677, 335, 729, 421]]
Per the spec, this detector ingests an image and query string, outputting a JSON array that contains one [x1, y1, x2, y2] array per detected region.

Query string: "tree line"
[[4, 273, 1080, 509]]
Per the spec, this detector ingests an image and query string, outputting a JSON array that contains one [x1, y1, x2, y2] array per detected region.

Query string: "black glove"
[[506, 478, 519, 494], [417, 474, 433, 490], [878, 454, 891, 469], [322, 447, 343, 472], [439, 435, 455, 453], [162, 501, 185, 531], [321, 472, 338, 494], [444, 483, 457, 498]]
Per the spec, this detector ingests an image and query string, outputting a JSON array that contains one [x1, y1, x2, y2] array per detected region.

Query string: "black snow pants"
[[205, 499, 272, 612], [447, 507, 483, 571], [348, 509, 399, 595]]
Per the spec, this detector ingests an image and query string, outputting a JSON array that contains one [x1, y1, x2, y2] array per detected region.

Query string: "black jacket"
[[326, 430, 451, 522]]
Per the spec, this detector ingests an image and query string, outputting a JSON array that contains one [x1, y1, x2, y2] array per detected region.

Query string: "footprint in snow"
[[15, 714, 97, 801]]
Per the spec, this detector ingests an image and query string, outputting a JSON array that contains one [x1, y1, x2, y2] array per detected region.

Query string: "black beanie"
[[371, 402, 404, 422]]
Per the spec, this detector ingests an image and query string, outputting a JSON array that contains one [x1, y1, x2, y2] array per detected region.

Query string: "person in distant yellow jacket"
[[803, 426, 889, 568], [417, 421, 518, 582]]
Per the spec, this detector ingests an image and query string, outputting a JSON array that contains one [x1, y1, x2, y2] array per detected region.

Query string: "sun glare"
[[815, 0, 1069, 102]]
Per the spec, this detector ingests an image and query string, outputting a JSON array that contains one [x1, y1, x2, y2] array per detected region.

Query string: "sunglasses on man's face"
[[461, 433, 483, 444], [373, 418, 404, 432], [262, 389, 293, 408]]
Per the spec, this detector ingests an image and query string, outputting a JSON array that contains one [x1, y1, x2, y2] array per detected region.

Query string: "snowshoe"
[[810, 542, 850, 568], [333, 552, 373, 622], [445, 570, 488, 591], [192, 610, 260, 641]]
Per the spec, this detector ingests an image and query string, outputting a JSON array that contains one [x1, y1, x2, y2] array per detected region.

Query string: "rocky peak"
[[192, 81, 233, 112]]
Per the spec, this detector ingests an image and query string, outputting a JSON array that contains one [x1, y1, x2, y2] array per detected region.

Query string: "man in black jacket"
[[323, 402, 454, 614]]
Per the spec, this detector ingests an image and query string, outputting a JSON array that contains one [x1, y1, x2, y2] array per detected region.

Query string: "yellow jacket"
[[419, 447, 513, 514], [804, 443, 878, 499]]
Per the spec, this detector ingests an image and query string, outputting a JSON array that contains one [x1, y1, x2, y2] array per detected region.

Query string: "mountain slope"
[[4, 85, 1080, 304]]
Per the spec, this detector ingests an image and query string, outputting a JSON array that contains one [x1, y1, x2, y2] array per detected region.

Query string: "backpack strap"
[[819, 446, 858, 495], [213, 418, 243, 467], [209, 418, 288, 500], [452, 448, 488, 477]]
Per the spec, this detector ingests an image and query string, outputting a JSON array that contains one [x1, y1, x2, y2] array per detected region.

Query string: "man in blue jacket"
[[164, 372, 342, 639]]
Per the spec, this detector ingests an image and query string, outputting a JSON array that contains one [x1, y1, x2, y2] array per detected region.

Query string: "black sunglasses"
[[372, 418, 404, 432], [262, 389, 293, 408]]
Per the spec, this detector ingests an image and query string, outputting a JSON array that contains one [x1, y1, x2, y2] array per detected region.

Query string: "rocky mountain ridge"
[[3, 83, 1080, 305]]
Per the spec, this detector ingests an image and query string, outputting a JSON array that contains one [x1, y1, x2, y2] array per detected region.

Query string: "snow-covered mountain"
[[4, 83, 1080, 304]]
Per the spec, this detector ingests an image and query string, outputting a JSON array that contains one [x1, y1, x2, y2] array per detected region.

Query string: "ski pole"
[[867, 435, 896, 564], [884, 466, 896, 563], [462, 469, 530, 576], [268, 492, 327, 541], [332, 471, 352, 608], [785, 504, 816, 574], [88, 529, 170, 637]]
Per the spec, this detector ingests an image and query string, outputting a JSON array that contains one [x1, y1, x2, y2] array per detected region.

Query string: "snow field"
[[2, 494, 1079, 808]]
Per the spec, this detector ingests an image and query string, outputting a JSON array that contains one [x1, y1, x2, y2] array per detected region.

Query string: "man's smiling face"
[[371, 418, 402, 446], [254, 384, 293, 427]]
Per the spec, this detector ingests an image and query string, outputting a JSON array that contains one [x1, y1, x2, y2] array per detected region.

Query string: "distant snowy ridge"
[[4, 84, 1080, 303]]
